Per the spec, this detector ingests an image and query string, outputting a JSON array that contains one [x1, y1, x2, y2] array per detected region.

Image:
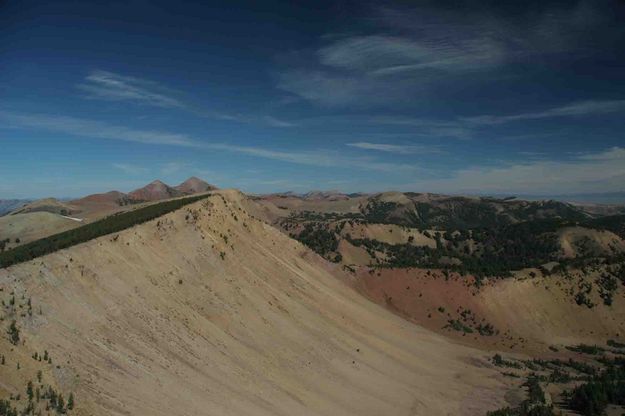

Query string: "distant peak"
[[175, 177, 217, 194]]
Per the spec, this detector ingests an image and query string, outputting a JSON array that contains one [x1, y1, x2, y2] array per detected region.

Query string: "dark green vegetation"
[[566, 344, 604, 355], [0, 194, 211, 268], [115, 195, 145, 206], [587, 214, 625, 239], [442, 307, 497, 336], [567, 357, 625, 416], [490, 342, 625, 416], [445, 319, 473, 334], [347, 217, 625, 278], [486, 375, 555, 416], [293, 223, 340, 261], [7, 321, 19, 345], [282, 193, 596, 232], [1, 282, 76, 414], [282, 192, 625, 280], [492, 354, 523, 369], [0, 377, 76, 415], [608, 339, 625, 349], [361, 195, 589, 230]]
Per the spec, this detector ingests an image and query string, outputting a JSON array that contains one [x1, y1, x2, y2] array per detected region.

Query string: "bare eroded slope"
[[0, 190, 511, 416]]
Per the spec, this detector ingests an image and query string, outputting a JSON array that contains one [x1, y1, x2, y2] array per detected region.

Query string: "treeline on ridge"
[[0, 194, 211, 268]]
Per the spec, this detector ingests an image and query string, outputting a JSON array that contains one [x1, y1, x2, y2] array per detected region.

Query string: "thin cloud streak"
[[278, 2, 620, 107], [318, 34, 505, 76], [366, 99, 625, 137], [210, 143, 415, 173], [263, 116, 297, 127], [463, 100, 625, 125], [347, 142, 436, 154], [78, 70, 296, 128], [0, 110, 198, 147], [78, 70, 184, 108], [0, 110, 411, 173]]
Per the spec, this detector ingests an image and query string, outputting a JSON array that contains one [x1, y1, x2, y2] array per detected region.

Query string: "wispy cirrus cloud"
[[360, 99, 625, 138], [78, 70, 184, 108], [77, 70, 296, 127], [263, 115, 297, 127], [462, 100, 625, 125], [317, 34, 505, 77], [0, 110, 197, 147], [347, 142, 437, 154], [209, 143, 414, 173], [0, 110, 411, 173], [278, 1, 621, 107], [367, 116, 472, 139]]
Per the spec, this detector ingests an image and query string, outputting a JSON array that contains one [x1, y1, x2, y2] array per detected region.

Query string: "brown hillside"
[[174, 176, 217, 194], [128, 179, 182, 201], [351, 267, 625, 354], [9, 197, 79, 216], [0, 190, 511, 416]]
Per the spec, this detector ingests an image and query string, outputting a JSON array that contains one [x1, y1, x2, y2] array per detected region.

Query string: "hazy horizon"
[[2, 175, 625, 206]]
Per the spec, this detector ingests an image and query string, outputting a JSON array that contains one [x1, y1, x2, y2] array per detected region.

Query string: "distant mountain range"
[[0, 177, 218, 247], [75, 176, 218, 207]]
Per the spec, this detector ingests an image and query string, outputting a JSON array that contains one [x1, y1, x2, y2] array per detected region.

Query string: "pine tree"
[[26, 381, 33, 401], [8, 320, 20, 345], [67, 393, 74, 410], [57, 394, 65, 413]]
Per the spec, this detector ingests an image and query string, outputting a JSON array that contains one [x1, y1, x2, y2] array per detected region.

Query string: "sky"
[[1, 0, 625, 199]]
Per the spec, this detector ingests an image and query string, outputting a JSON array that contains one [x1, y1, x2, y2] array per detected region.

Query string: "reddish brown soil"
[[351, 266, 625, 355]]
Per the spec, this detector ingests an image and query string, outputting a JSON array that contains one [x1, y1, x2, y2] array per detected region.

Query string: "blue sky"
[[1, 0, 624, 198]]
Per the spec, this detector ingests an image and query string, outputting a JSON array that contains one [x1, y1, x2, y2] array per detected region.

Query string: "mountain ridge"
[[0, 190, 509, 415]]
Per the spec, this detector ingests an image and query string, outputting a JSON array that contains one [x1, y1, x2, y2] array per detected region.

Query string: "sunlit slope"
[[0, 211, 80, 248], [0, 190, 509, 416]]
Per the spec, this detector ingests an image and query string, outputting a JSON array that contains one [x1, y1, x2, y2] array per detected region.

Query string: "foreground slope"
[[0, 190, 510, 416]]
